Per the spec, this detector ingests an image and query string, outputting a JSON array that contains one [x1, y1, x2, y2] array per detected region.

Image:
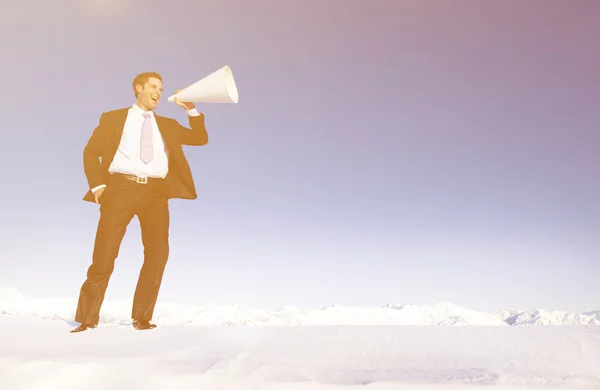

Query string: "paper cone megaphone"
[[167, 65, 239, 104]]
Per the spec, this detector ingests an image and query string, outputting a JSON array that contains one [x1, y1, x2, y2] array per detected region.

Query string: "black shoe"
[[70, 323, 97, 333], [132, 319, 157, 330]]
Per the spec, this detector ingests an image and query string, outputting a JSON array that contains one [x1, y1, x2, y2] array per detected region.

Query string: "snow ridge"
[[500, 309, 600, 326], [0, 287, 598, 327]]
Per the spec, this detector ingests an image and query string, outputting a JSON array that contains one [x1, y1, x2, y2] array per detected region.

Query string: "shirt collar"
[[130, 103, 155, 118]]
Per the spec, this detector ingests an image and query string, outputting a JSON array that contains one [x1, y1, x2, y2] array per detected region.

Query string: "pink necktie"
[[140, 112, 153, 164]]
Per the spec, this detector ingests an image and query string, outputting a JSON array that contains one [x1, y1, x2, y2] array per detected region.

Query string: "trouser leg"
[[131, 186, 170, 321], [75, 187, 136, 324]]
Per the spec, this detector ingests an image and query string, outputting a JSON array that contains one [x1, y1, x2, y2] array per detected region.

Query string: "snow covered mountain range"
[[1, 287, 598, 327]]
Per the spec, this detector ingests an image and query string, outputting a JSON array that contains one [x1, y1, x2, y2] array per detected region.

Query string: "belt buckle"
[[136, 176, 148, 184]]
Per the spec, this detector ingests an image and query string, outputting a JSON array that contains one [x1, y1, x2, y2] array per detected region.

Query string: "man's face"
[[136, 77, 163, 110]]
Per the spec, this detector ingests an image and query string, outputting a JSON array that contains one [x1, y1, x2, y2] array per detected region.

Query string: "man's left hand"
[[173, 89, 195, 110]]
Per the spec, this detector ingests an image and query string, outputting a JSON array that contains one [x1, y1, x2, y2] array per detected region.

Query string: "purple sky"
[[0, 0, 598, 312]]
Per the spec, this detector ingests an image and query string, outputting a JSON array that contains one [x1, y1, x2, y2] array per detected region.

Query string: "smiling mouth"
[[150, 95, 159, 102]]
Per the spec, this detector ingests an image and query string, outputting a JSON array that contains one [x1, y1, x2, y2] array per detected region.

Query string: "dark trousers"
[[75, 174, 170, 325]]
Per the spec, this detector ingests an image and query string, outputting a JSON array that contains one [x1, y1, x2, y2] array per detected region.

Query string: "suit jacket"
[[82, 107, 208, 203]]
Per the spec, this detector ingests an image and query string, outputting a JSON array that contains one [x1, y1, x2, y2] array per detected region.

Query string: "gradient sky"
[[0, 0, 598, 313]]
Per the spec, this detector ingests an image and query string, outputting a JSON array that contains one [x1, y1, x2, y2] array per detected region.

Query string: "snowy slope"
[[1, 315, 600, 390]]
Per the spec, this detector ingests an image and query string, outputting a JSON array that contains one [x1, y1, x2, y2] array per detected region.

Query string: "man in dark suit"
[[71, 72, 208, 333]]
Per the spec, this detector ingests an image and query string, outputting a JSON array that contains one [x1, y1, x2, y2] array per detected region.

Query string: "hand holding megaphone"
[[167, 65, 239, 104], [172, 88, 195, 111]]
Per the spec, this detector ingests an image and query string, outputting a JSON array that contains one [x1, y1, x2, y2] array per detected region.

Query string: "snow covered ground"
[[1, 315, 600, 389], [1, 288, 599, 389]]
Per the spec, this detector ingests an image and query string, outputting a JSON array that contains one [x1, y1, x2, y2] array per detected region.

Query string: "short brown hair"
[[132, 72, 163, 98]]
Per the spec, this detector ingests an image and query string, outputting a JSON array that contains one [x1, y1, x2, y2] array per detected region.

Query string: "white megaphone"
[[167, 65, 239, 104]]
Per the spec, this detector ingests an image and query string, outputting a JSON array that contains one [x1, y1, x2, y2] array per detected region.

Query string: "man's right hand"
[[94, 187, 105, 203]]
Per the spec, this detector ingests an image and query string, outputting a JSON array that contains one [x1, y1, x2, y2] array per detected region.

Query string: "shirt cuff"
[[91, 184, 106, 193], [187, 108, 201, 117]]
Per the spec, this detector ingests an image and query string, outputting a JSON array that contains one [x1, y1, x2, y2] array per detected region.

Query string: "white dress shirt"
[[91, 103, 200, 193]]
